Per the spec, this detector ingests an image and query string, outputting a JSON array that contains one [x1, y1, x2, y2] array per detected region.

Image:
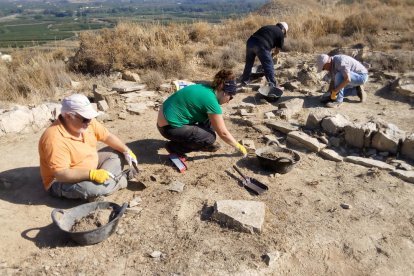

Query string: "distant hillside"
[[256, 0, 332, 16]]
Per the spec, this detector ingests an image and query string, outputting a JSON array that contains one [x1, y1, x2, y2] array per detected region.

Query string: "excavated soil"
[[71, 208, 113, 232], [260, 151, 294, 160]]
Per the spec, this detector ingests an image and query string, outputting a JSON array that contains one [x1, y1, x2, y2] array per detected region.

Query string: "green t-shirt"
[[163, 84, 222, 128]]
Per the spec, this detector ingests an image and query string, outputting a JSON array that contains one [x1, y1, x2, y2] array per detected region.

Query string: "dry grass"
[[0, 49, 71, 103], [1, 0, 413, 102]]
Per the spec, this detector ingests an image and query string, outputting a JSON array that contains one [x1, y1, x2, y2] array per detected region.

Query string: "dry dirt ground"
[[0, 56, 414, 276]]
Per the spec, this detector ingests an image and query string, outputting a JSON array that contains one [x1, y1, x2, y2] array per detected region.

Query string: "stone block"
[[159, 83, 172, 92], [305, 110, 331, 130], [127, 103, 148, 115], [371, 123, 405, 154], [239, 109, 255, 117], [112, 80, 146, 93], [344, 156, 395, 170], [97, 100, 109, 111], [401, 134, 414, 160], [277, 98, 304, 119], [122, 70, 141, 82], [265, 120, 299, 134], [0, 106, 32, 134], [212, 200, 265, 234], [287, 131, 326, 152], [319, 149, 343, 162], [344, 123, 364, 148], [391, 170, 414, 184], [252, 124, 272, 135], [344, 121, 377, 149], [264, 112, 275, 120], [321, 114, 351, 135], [166, 181, 185, 193], [93, 87, 118, 108]]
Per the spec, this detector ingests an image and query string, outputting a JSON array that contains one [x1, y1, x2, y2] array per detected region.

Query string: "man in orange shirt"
[[38, 94, 138, 200]]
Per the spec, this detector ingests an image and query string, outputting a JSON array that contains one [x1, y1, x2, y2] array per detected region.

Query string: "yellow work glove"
[[330, 90, 338, 100], [89, 169, 111, 184], [235, 143, 248, 157], [123, 149, 138, 167]]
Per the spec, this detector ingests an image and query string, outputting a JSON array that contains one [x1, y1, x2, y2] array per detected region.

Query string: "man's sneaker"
[[356, 86, 367, 102], [200, 142, 221, 152], [326, 101, 342, 108]]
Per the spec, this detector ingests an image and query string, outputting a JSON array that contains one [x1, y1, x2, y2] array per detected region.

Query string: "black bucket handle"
[[266, 140, 281, 147], [262, 140, 295, 164], [51, 208, 65, 226]]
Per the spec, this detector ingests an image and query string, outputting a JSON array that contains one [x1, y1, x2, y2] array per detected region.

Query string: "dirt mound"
[[71, 208, 113, 232]]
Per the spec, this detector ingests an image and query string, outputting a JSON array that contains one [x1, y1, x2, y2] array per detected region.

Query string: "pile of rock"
[[306, 112, 414, 161]]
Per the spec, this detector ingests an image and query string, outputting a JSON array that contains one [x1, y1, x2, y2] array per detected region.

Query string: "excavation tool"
[[233, 165, 268, 195]]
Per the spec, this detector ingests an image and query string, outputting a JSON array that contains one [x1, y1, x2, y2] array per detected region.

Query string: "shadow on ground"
[[374, 84, 414, 106], [0, 166, 79, 208], [21, 223, 72, 249], [126, 138, 166, 165]]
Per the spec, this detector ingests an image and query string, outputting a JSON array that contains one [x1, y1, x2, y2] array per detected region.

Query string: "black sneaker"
[[356, 86, 367, 102], [165, 142, 188, 162]]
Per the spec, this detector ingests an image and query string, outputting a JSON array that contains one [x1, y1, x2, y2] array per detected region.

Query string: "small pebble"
[[150, 251, 162, 258], [340, 203, 351, 209]]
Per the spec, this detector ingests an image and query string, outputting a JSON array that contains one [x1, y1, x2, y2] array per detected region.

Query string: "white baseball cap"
[[316, 54, 330, 73], [279, 22, 288, 33], [61, 94, 99, 119]]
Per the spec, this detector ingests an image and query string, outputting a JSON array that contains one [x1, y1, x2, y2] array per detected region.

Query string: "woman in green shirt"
[[157, 69, 247, 159]]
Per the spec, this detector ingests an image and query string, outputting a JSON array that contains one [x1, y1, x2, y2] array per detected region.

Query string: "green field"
[[0, 0, 266, 48]]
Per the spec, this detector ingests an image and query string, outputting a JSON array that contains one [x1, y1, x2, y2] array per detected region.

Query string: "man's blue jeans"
[[241, 36, 276, 86], [334, 72, 368, 103]]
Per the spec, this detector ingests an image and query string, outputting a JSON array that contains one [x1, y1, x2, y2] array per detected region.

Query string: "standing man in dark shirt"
[[240, 22, 288, 88]]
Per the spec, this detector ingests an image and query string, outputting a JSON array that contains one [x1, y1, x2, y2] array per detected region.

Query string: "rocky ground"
[[0, 52, 413, 276]]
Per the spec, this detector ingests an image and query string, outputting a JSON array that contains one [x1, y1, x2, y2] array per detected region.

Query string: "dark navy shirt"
[[251, 25, 284, 50]]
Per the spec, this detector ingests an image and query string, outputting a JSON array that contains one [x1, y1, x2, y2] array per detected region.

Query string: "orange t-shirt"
[[38, 118, 109, 190]]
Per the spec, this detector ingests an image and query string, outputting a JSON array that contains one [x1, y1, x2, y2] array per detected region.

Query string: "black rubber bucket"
[[255, 144, 300, 174], [51, 201, 128, 245], [258, 86, 284, 102]]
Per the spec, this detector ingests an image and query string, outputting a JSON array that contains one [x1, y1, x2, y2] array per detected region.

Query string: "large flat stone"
[[265, 120, 299, 134], [212, 200, 265, 234], [287, 131, 325, 152], [391, 170, 414, 184], [112, 80, 147, 93], [319, 149, 343, 162], [126, 103, 148, 115], [344, 156, 395, 171]]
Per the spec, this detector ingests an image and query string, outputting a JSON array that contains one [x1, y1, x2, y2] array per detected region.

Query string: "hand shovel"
[[233, 165, 268, 195]]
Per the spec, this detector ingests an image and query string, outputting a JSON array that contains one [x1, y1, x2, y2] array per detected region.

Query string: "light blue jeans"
[[49, 150, 127, 200], [334, 72, 368, 103]]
